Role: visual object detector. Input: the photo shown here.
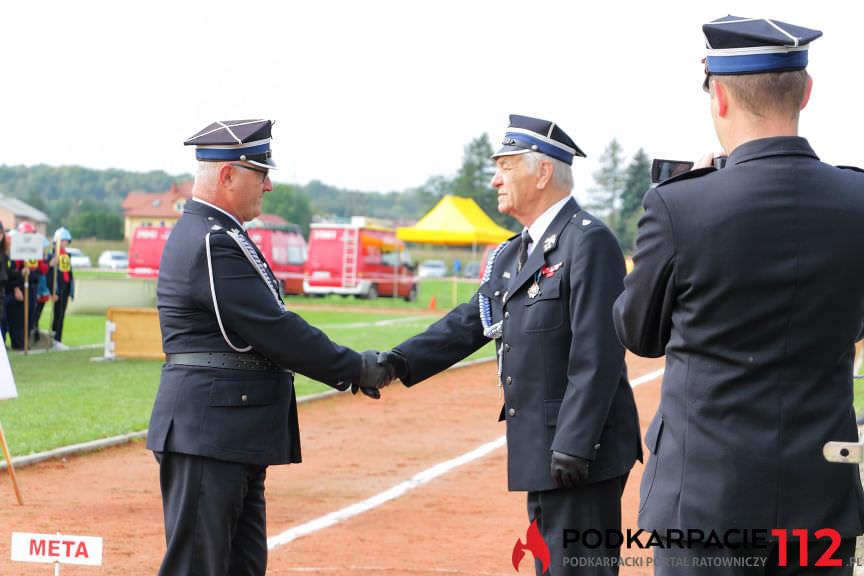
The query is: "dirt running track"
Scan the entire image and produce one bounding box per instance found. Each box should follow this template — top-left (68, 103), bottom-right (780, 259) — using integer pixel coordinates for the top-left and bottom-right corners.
top-left (0, 353), bottom-right (664, 575)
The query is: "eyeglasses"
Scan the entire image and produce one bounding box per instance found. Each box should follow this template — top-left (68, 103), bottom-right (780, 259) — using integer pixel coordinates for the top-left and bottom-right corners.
top-left (231, 162), bottom-right (269, 182)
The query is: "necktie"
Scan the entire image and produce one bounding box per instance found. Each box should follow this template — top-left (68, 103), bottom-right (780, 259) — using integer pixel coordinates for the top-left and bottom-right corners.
top-left (518, 230), bottom-right (531, 272)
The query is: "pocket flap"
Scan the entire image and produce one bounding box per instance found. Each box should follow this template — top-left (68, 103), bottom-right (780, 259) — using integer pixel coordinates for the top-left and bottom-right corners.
top-left (644, 414), bottom-right (664, 453)
top-left (524, 276), bottom-right (560, 306)
top-left (209, 378), bottom-right (278, 407)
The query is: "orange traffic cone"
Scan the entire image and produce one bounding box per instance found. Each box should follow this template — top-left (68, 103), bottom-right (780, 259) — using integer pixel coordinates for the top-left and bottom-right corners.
top-left (428, 295), bottom-right (437, 310)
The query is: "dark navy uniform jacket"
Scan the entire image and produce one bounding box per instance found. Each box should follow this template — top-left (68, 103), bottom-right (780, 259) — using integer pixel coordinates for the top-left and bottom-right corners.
top-left (395, 197), bottom-right (641, 492)
top-left (146, 199), bottom-right (362, 466)
top-left (614, 137), bottom-right (864, 537)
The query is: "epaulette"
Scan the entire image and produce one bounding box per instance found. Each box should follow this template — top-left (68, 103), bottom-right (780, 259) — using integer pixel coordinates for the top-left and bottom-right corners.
top-left (657, 166), bottom-right (715, 188)
top-left (837, 165), bottom-right (864, 173)
top-left (208, 221), bottom-right (227, 233)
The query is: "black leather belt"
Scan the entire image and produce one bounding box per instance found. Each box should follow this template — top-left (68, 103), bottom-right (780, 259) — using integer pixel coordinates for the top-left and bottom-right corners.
top-left (165, 352), bottom-right (288, 373)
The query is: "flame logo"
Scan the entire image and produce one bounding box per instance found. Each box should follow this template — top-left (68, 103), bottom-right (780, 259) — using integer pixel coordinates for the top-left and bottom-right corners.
top-left (512, 519), bottom-right (550, 573)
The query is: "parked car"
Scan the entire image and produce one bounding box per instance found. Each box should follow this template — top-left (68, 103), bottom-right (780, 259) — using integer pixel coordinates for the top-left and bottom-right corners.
top-left (462, 260), bottom-right (482, 279)
top-left (417, 259), bottom-right (447, 278)
top-left (98, 250), bottom-right (129, 270)
top-left (66, 247), bottom-right (92, 268)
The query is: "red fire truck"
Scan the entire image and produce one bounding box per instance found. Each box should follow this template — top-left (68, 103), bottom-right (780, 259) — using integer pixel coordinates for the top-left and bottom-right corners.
top-left (245, 221), bottom-right (307, 295)
top-left (127, 222), bottom-right (307, 295)
top-left (303, 217), bottom-right (418, 301)
top-left (128, 226), bottom-right (171, 278)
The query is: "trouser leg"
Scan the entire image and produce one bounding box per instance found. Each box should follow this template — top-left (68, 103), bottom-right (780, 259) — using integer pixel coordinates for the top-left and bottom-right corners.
top-left (155, 452), bottom-right (268, 576)
top-left (527, 474), bottom-right (628, 576)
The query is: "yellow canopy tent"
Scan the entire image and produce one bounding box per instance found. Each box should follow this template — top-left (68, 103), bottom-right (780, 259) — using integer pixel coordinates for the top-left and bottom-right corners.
top-left (397, 195), bottom-right (515, 306)
top-left (397, 195), bottom-right (514, 247)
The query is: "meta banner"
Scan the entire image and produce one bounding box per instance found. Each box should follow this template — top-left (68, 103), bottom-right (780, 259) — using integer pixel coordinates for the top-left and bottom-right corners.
top-left (11, 532), bottom-right (103, 566)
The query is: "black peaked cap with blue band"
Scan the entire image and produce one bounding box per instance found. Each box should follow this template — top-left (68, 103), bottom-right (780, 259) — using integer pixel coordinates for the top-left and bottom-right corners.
top-left (491, 114), bottom-right (586, 165)
top-left (703, 16), bottom-right (822, 75)
top-left (184, 119), bottom-right (278, 169)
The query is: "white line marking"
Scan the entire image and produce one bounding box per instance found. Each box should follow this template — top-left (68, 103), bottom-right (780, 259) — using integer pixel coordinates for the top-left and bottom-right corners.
top-left (267, 435), bottom-right (507, 549)
top-left (630, 367), bottom-right (664, 388)
top-left (268, 364), bottom-right (665, 550)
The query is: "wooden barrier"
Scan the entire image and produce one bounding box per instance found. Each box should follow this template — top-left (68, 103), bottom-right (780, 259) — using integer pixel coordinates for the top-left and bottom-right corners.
top-left (103, 307), bottom-right (163, 360)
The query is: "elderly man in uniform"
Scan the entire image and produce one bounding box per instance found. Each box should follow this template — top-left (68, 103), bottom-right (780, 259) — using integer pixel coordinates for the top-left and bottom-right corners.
top-left (147, 119), bottom-right (389, 576)
top-left (378, 115), bottom-right (642, 575)
top-left (614, 17), bottom-right (864, 574)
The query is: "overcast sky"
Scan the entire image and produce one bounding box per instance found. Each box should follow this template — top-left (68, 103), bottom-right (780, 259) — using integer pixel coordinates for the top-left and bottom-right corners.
top-left (3, 1), bottom-right (860, 204)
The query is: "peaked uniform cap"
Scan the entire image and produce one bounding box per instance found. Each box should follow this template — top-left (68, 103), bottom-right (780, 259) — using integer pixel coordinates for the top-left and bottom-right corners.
top-left (703, 16), bottom-right (822, 75)
top-left (491, 114), bottom-right (586, 165)
top-left (184, 119), bottom-right (278, 169)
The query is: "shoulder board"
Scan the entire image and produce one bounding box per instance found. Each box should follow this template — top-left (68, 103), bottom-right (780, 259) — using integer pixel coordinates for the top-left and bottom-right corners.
top-left (657, 166), bottom-right (715, 188)
top-left (570, 210), bottom-right (598, 230)
top-left (836, 165), bottom-right (864, 173)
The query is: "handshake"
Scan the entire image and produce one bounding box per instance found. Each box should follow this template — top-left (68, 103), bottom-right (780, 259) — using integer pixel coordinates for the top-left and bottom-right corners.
top-left (350, 349), bottom-right (408, 399)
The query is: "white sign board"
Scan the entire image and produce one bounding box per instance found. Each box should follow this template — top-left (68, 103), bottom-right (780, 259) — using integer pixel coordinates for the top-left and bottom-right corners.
top-left (11, 532), bottom-right (103, 566)
top-left (0, 343), bottom-right (16, 400)
top-left (10, 233), bottom-right (45, 262)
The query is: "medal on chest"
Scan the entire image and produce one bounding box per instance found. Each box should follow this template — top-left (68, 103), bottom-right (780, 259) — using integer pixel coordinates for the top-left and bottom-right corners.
top-left (527, 278), bottom-right (541, 299)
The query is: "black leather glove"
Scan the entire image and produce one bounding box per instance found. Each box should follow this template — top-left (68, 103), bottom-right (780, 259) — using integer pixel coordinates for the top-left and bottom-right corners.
top-left (550, 450), bottom-right (591, 488)
top-left (351, 349), bottom-right (391, 399)
top-left (377, 349), bottom-right (408, 381)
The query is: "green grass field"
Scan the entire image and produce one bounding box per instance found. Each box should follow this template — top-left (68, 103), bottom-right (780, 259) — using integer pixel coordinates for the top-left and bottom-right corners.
top-left (0, 302), bottom-right (495, 460)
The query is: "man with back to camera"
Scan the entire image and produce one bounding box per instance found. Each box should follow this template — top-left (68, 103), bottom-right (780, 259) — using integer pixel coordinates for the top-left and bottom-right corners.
top-left (146, 119), bottom-right (390, 576)
top-left (377, 114), bottom-right (642, 575)
top-left (613, 16), bottom-right (864, 574)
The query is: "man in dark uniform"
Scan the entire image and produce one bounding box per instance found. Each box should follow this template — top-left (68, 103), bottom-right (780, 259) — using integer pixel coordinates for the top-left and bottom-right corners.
top-left (613, 17), bottom-right (864, 574)
top-left (146, 119), bottom-right (389, 576)
top-left (378, 115), bottom-right (642, 575)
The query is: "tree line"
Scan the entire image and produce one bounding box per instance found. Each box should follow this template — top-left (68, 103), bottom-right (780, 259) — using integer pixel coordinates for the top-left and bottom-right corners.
top-left (0, 136), bottom-right (651, 253)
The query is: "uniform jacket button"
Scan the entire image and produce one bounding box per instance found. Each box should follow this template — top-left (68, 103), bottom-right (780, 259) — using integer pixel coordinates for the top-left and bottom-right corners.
top-left (593, 443), bottom-right (601, 451)
top-left (504, 344), bottom-right (511, 352)
top-left (508, 408), bottom-right (516, 417)
top-left (505, 376), bottom-right (512, 385)
top-left (504, 311), bottom-right (510, 319)
top-left (241, 394), bottom-right (248, 403)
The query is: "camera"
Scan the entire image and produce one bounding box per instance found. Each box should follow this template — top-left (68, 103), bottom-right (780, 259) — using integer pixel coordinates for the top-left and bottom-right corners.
top-left (651, 155), bottom-right (728, 184)
top-left (651, 159), bottom-right (693, 184)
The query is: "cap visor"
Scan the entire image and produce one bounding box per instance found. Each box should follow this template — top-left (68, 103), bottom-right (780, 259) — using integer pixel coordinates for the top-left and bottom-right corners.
top-left (248, 158), bottom-right (278, 170)
top-left (491, 145), bottom-right (531, 160)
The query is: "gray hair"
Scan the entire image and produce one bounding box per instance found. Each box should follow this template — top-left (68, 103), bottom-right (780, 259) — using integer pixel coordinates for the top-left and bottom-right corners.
top-left (521, 151), bottom-right (574, 192)
top-left (196, 160), bottom-right (226, 184)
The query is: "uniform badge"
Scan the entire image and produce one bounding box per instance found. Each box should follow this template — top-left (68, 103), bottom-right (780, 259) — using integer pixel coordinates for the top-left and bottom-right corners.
top-left (540, 262), bottom-right (562, 278)
top-left (543, 235), bottom-right (556, 252)
top-left (582, 219), bottom-right (592, 226)
top-left (527, 280), bottom-right (541, 299)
